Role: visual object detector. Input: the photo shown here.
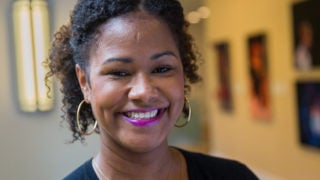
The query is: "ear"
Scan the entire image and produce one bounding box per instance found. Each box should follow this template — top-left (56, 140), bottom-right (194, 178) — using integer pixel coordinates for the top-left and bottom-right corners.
top-left (75, 64), bottom-right (91, 103)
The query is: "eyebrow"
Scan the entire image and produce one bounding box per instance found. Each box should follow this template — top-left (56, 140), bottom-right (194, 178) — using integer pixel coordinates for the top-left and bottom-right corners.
top-left (102, 57), bottom-right (133, 65)
top-left (150, 51), bottom-right (177, 60)
top-left (102, 51), bottom-right (177, 64)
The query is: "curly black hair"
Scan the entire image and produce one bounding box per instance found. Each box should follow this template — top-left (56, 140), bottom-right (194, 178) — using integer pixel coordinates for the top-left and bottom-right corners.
top-left (47, 0), bottom-right (201, 142)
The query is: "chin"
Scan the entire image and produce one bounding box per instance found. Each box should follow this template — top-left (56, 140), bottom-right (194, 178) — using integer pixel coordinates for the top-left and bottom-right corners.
top-left (120, 137), bottom-right (168, 154)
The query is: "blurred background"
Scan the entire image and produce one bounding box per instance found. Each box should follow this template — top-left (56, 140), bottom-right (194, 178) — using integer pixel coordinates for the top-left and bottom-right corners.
top-left (1, 0), bottom-right (320, 179)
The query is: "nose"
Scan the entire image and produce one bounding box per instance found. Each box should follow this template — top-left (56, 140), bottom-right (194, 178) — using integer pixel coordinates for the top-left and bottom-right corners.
top-left (128, 73), bottom-right (158, 103)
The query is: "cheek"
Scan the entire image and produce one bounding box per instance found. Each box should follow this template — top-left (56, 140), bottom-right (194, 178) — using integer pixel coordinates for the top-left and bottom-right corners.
top-left (89, 82), bottom-right (124, 117)
top-left (167, 75), bottom-right (185, 113)
top-left (170, 83), bottom-right (184, 102)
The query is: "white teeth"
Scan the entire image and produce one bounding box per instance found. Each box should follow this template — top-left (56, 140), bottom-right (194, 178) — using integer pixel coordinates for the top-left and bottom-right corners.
top-left (126, 109), bottom-right (159, 119)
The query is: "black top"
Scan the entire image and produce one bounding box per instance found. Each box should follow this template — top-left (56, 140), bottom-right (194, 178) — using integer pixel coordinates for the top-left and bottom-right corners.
top-left (63, 148), bottom-right (258, 180)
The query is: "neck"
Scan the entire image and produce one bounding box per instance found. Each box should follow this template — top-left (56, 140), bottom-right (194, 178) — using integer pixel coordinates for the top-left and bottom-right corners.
top-left (95, 137), bottom-right (176, 180)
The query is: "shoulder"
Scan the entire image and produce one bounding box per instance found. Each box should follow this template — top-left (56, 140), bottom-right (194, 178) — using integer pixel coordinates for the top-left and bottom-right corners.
top-left (177, 148), bottom-right (258, 180)
top-left (63, 158), bottom-right (98, 180)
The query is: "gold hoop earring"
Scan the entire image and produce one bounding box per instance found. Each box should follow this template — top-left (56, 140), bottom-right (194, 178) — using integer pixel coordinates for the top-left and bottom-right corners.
top-left (76, 100), bottom-right (98, 135)
top-left (175, 97), bottom-right (191, 128)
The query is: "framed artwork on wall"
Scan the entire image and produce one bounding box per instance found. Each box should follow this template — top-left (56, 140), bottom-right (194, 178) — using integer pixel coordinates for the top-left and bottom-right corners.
top-left (296, 81), bottom-right (320, 148)
top-left (292, 0), bottom-right (320, 70)
top-left (247, 34), bottom-right (271, 120)
top-left (214, 42), bottom-right (233, 112)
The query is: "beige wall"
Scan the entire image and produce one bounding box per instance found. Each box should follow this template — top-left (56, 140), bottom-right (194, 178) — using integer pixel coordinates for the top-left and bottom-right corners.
top-left (0, 0), bottom-right (203, 179)
top-left (2, 0), bottom-right (320, 179)
top-left (203, 0), bottom-right (320, 179)
top-left (0, 0), bottom-right (100, 179)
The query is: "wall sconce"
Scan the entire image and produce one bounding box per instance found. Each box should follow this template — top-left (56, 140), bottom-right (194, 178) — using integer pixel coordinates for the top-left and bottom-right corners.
top-left (186, 6), bottom-right (211, 24)
top-left (12, 0), bottom-right (53, 112)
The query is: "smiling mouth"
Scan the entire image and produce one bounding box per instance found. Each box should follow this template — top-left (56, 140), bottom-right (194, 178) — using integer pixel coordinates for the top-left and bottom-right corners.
top-left (124, 109), bottom-right (159, 120)
top-left (122, 108), bottom-right (165, 127)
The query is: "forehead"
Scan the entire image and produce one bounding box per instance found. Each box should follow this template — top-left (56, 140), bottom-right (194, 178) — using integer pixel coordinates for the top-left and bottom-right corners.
top-left (88, 11), bottom-right (177, 58)
top-left (104, 11), bottom-right (163, 31)
top-left (95, 11), bottom-right (173, 45)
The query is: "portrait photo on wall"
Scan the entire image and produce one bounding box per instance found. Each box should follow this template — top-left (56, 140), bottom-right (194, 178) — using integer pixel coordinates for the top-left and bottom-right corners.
top-left (296, 81), bottom-right (320, 148)
top-left (247, 34), bottom-right (271, 120)
top-left (214, 42), bottom-right (233, 112)
top-left (292, 0), bottom-right (320, 70)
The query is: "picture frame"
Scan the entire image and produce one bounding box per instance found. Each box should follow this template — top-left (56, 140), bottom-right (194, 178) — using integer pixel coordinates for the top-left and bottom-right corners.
top-left (247, 34), bottom-right (271, 120)
top-left (292, 0), bottom-right (320, 70)
top-left (214, 42), bottom-right (233, 112)
top-left (296, 81), bottom-right (320, 148)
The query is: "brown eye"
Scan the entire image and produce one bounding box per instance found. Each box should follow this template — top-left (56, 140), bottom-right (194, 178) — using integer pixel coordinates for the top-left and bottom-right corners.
top-left (103, 68), bottom-right (131, 77)
top-left (110, 71), bottom-right (130, 76)
top-left (153, 66), bottom-right (172, 73)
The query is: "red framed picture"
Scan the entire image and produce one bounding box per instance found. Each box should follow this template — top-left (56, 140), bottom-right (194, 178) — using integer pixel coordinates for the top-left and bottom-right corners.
top-left (215, 42), bottom-right (233, 112)
top-left (247, 34), bottom-right (271, 120)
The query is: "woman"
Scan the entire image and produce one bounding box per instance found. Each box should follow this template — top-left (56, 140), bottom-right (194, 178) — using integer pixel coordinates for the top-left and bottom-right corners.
top-left (48, 0), bottom-right (258, 179)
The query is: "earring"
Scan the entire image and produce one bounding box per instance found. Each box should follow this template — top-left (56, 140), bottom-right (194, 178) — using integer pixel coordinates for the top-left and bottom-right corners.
top-left (175, 97), bottom-right (191, 128)
top-left (76, 100), bottom-right (98, 135)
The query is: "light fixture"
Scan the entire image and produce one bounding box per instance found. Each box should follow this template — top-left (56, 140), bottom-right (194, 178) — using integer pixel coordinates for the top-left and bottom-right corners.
top-left (187, 11), bottom-right (201, 24)
top-left (12, 0), bottom-right (53, 112)
top-left (186, 6), bottom-right (211, 24)
top-left (197, 6), bottom-right (210, 19)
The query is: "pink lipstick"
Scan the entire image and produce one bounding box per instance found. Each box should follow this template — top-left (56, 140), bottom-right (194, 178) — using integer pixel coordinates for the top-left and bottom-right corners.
top-left (122, 108), bottom-right (165, 127)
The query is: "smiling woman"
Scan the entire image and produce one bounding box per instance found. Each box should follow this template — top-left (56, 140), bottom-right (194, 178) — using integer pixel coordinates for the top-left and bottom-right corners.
top-left (75, 12), bottom-right (185, 153)
top-left (46, 0), bottom-right (257, 179)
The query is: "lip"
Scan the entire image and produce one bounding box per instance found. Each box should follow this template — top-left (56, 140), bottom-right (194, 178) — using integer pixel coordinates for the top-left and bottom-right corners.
top-left (122, 108), bottom-right (166, 127)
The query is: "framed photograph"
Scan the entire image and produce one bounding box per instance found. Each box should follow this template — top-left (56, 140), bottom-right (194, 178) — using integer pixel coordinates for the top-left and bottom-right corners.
top-left (214, 42), bottom-right (233, 112)
top-left (292, 1), bottom-right (320, 70)
top-left (247, 34), bottom-right (271, 120)
top-left (296, 81), bottom-right (320, 148)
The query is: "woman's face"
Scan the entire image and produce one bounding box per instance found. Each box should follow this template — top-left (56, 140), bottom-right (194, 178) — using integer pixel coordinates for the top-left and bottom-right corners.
top-left (77, 12), bottom-right (185, 152)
